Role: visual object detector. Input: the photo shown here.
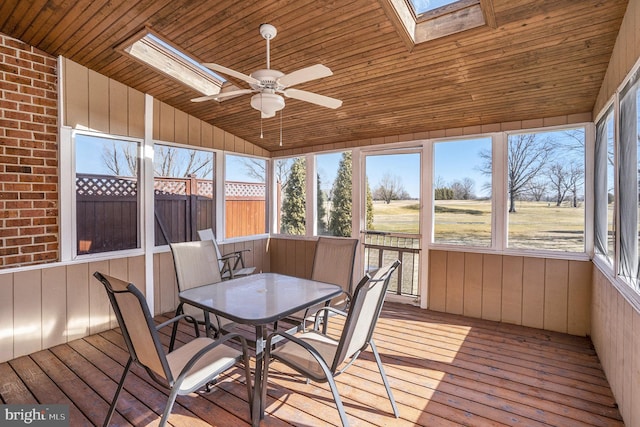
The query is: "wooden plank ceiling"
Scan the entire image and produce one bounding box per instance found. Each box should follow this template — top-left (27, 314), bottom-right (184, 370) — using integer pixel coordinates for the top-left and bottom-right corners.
top-left (0, 0), bottom-right (628, 152)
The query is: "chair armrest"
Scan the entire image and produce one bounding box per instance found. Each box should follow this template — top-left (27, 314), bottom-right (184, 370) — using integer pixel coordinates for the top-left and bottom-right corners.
top-left (221, 248), bottom-right (252, 270)
top-left (157, 313), bottom-right (201, 338)
top-left (311, 306), bottom-right (348, 331)
top-left (156, 314), bottom-right (197, 330)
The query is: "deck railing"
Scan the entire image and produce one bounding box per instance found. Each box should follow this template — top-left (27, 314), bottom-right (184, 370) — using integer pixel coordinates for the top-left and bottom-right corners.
top-left (362, 231), bottom-right (421, 297)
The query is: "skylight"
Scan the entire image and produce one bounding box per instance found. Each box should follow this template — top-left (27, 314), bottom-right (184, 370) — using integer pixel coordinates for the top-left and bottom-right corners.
top-left (118, 30), bottom-right (225, 96)
top-left (409, 0), bottom-right (461, 15)
top-left (381, 0), bottom-right (494, 47)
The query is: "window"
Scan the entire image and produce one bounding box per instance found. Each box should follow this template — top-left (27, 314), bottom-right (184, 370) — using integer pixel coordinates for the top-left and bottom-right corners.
top-left (154, 144), bottom-right (214, 245)
top-left (225, 154), bottom-right (267, 238)
top-left (75, 134), bottom-right (140, 255)
top-left (366, 152), bottom-right (420, 234)
top-left (433, 137), bottom-right (492, 246)
top-left (506, 128), bottom-right (586, 252)
top-left (618, 69), bottom-right (640, 287)
top-left (316, 151), bottom-right (352, 237)
top-left (275, 157), bottom-right (306, 235)
top-left (594, 108), bottom-right (615, 263)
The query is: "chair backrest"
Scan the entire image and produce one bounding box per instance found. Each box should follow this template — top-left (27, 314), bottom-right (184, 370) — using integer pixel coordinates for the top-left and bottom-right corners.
top-left (311, 237), bottom-right (359, 294)
top-left (170, 240), bottom-right (222, 292)
top-left (93, 272), bottom-right (172, 383)
top-left (332, 260), bottom-right (400, 370)
top-left (197, 228), bottom-right (224, 271)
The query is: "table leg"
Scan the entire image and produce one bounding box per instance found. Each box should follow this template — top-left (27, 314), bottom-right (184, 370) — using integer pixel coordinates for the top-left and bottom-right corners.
top-left (252, 325), bottom-right (266, 427)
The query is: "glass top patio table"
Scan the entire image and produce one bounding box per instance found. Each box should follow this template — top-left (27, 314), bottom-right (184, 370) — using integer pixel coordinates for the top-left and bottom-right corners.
top-left (178, 272), bottom-right (343, 426)
top-left (178, 272), bottom-right (342, 325)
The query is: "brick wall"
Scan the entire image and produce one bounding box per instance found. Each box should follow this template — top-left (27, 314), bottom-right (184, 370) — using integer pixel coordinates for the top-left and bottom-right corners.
top-left (0, 33), bottom-right (58, 268)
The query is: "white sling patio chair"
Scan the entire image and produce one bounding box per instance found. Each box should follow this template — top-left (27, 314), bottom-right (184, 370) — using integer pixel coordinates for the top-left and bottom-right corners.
top-left (263, 260), bottom-right (401, 427)
top-left (93, 271), bottom-right (252, 427)
top-left (286, 236), bottom-right (358, 330)
top-left (169, 240), bottom-right (236, 350)
top-left (198, 228), bottom-right (255, 279)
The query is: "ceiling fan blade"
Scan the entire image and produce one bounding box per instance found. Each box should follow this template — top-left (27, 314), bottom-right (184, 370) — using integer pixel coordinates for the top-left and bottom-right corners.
top-left (203, 63), bottom-right (261, 85)
top-left (214, 89), bottom-right (254, 100)
top-left (191, 94), bottom-right (219, 102)
top-left (277, 64), bottom-right (333, 88)
top-left (191, 89), bottom-right (253, 103)
top-left (283, 88), bottom-right (342, 109)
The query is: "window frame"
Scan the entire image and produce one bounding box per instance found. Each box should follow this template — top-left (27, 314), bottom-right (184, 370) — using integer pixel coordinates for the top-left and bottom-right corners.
top-left (152, 140), bottom-right (217, 246)
top-left (223, 152), bottom-right (270, 241)
top-left (270, 154), bottom-right (310, 238)
top-left (503, 125), bottom-right (591, 257)
top-left (592, 57), bottom-right (640, 308)
top-left (431, 135), bottom-right (495, 248)
top-left (427, 125), bottom-right (591, 260)
top-left (68, 129), bottom-right (146, 260)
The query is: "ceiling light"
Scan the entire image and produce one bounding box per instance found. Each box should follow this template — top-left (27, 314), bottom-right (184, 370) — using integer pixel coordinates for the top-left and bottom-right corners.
top-left (250, 93), bottom-right (285, 118)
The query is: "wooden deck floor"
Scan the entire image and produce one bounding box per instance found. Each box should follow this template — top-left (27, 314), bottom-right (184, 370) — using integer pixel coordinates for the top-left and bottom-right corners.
top-left (0, 302), bottom-right (624, 427)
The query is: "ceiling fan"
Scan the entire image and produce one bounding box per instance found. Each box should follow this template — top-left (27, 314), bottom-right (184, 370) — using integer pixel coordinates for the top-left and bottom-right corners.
top-left (191, 23), bottom-right (342, 118)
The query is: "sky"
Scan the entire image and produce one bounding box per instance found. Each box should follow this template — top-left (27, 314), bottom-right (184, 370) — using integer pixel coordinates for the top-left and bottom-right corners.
top-left (410, 0), bottom-right (459, 14)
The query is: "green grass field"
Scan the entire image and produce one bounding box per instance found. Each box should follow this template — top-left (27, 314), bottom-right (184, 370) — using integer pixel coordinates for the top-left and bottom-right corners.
top-left (371, 199), bottom-right (585, 251)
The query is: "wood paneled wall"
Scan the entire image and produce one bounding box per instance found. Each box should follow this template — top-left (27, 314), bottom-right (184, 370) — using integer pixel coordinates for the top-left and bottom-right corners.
top-left (0, 237), bottom-right (270, 364)
top-left (591, 267), bottom-right (640, 426)
top-left (63, 57), bottom-right (270, 158)
top-left (267, 240), bottom-right (593, 337)
top-left (593, 0), bottom-right (640, 115)
top-left (429, 250), bottom-right (592, 336)
top-left (270, 112), bottom-right (592, 157)
top-left (62, 57), bottom-right (145, 137)
top-left (0, 256), bottom-right (144, 363)
top-left (152, 99), bottom-right (269, 157)
top-left (590, 4), bottom-right (640, 425)
top-left (268, 238), bottom-right (316, 279)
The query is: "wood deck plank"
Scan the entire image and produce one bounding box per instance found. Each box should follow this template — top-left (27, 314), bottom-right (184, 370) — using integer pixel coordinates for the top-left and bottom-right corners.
top-left (0, 303), bottom-right (624, 427)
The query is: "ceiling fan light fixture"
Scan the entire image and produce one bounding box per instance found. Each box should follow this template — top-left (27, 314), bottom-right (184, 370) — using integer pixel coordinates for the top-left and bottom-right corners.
top-left (251, 92), bottom-right (285, 118)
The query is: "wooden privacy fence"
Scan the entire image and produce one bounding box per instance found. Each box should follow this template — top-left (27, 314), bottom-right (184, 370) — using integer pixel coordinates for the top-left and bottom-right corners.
top-left (76, 174), bottom-right (266, 254)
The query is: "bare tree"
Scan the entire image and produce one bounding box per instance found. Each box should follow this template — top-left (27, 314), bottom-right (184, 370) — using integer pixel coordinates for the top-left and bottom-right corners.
top-left (102, 141), bottom-right (137, 176)
top-left (154, 146), bottom-right (213, 178)
top-left (525, 178), bottom-right (547, 201)
top-left (240, 157), bottom-right (290, 189)
top-left (451, 177), bottom-right (475, 200)
top-left (103, 143), bottom-right (213, 178)
top-left (567, 162), bottom-right (584, 207)
top-left (481, 133), bottom-right (554, 212)
top-left (546, 163), bottom-right (571, 206)
top-left (434, 175), bottom-right (447, 189)
top-left (373, 173), bottom-right (406, 204)
top-left (547, 161), bottom-right (584, 207)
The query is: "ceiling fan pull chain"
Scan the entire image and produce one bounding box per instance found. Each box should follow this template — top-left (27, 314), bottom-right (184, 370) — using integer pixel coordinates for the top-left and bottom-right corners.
top-left (260, 94), bottom-right (264, 138)
top-left (279, 109), bottom-right (283, 146)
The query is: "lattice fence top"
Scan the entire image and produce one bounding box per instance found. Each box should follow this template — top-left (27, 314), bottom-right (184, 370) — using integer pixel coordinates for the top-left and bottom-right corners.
top-left (226, 181), bottom-right (265, 198)
top-left (77, 174), bottom-right (265, 199)
top-left (76, 175), bottom-right (137, 197)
